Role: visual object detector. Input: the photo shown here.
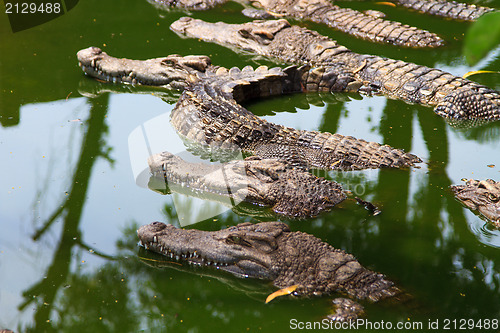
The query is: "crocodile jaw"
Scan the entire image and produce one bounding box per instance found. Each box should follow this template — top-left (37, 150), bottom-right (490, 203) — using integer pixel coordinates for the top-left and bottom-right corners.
top-left (137, 222), bottom-right (277, 279)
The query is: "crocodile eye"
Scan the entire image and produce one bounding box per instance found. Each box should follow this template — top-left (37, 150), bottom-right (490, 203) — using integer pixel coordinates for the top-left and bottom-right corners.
top-left (238, 29), bottom-right (252, 38)
top-left (226, 235), bottom-right (251, 246)
top-left (227, 235), bottom-right (242, 244)
top-left (488, 193), bottom-right (499, 202)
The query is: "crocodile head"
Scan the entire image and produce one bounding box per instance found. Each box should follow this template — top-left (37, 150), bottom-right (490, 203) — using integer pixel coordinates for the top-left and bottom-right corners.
top-left (77, 46), bottom-right (211, 88)
top-left (137, 221), bottom-right (288, 279)
top-left (171, 17), bottom-right (291, 55)
top-left (451, 179), bottom-right (500, 227)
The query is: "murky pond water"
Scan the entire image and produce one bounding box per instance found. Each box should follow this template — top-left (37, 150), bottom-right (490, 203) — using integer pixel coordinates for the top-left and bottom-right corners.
top-left (1, 0), bottom-right (500, 332)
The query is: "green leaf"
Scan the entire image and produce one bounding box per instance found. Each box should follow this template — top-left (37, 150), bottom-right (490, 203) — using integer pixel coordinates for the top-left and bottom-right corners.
top-left (463, 11), bottom-right (500, 66)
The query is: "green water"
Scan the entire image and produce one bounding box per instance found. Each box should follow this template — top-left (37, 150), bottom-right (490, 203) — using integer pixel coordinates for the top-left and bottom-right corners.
top-left (1, 0), bottom-right (500, 332)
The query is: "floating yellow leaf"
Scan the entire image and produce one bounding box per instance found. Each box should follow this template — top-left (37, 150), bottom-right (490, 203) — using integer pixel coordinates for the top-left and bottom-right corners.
top-left (463, 70), bottom-right (499, 79)
top-left (265, 285), bottom-right (299, 303)
top-left (375, 2), bottom-right (396, 7)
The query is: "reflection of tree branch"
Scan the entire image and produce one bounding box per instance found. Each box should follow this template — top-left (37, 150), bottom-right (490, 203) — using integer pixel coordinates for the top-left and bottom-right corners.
top-left (20, 94), bottom-right (111, 332)
top-left (318, 95), bottom-right (344, 135)
top-left (75, 241), bottom-right (116, 261)
top-left (32, 205), bottom-right (65, 241)
top-left (377, 100), bottom-right (413, 218)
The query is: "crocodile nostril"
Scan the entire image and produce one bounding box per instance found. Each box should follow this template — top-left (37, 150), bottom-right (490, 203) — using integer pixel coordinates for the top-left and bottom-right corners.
top-left (151, 221), bottom-right (167, 231)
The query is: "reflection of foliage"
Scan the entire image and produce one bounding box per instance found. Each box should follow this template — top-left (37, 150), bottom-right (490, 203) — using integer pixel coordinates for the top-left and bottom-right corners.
top-left (57, 264), bottom-right (138, 332)
top-left (464, 11), bottom-right (500, 65)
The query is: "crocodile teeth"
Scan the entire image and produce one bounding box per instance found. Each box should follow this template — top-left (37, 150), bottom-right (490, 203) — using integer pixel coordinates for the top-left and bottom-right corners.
top-left (153, 236), bottom-right (157, 243)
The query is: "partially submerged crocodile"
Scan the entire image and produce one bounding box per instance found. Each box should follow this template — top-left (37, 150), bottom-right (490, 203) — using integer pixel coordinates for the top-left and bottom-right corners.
top-left (78, 46), bottom-right (421, 171)
top-left (148, 152), bottom-right (347, 218)
top-left (171, 17), bottom-right (500, 121)
top-left (451, 179), bottom-right (500, 228)
top-left (137, 221), bottom-right (409, 320)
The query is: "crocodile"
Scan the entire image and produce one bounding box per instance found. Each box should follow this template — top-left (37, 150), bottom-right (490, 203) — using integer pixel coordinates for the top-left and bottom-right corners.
top-left (451, 178), bottom-right (500, 228)
top-left (78, 46), bottom-right (422, 171)
top-left (137, 221), bottom-right (409, 320)
top-left (148, 0), bottom-right (445, 48)
top-left (394, 0), bottom-right (495, 21)
top-left (171, 17), bottom-right (500, 121)
top-left (148, 152), bottom-right (347, 218)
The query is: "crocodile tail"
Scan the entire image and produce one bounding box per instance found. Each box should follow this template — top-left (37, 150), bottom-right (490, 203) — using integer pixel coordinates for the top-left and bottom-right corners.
top-left (321, 7), bottom-right (444, 48)
top-left (434, 86), bottom-right (500, 120)
top-left (253, 132), bottom-right (422, 170)
top-left (265, 0), bottom-right (444, 47)
top-left (396, 0), bottom-right (495, 21)
top-left (172, 89), bottom-right (421, 170)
